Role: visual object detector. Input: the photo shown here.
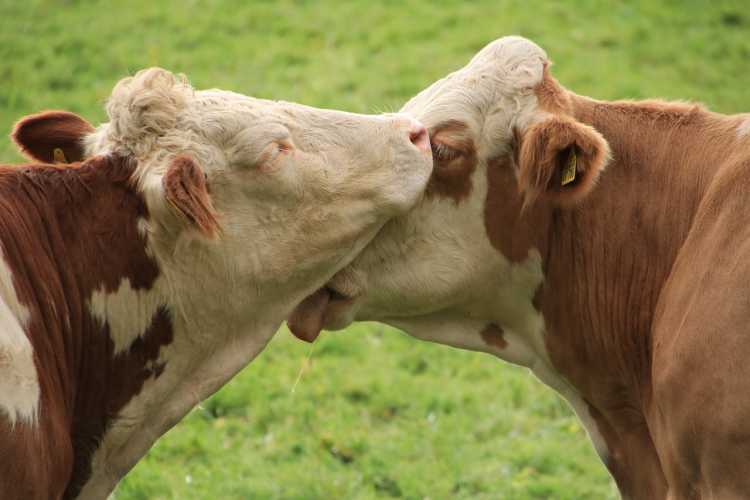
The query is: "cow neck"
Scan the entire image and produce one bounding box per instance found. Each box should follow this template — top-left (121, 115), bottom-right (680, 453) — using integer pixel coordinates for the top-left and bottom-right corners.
top-left (533, 94), bottom-right (735, 494)
top-left (539, 94), bottom-right (731, 401)
top-left (0, 156), bottom-right (172, 498)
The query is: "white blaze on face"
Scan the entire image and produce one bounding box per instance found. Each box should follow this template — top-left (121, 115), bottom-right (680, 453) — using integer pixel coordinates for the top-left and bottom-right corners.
top-left (0, 250), bottom-right (39, 425)
top-left (319, 35), bottom-right (612, 465)
top-left (330, 36), bottom-right (551, 328)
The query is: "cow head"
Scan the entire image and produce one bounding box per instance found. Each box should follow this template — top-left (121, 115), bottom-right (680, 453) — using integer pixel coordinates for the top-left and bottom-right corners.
top-left (291, 37), bottom-right (610, 358)
top-left (12, 67), bottom-right (433, 338)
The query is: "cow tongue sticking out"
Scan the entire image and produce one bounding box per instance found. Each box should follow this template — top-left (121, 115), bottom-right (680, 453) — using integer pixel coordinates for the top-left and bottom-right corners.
top-left (289, 272), bottom-right (360, 342)
top-left (288, 288), bottom-right (331, 342)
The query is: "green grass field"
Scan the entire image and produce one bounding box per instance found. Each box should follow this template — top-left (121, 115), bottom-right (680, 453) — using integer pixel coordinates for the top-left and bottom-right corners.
top-left (2, 1), bottom-right (749, 498)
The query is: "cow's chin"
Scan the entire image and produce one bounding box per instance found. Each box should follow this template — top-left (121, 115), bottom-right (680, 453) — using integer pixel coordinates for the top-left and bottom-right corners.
top-left (287, 271), bottom-right (363, 343)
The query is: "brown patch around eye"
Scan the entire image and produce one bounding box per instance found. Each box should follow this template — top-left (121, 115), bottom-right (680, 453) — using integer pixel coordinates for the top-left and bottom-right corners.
top-left (426, 120), bottom-right (477, 204)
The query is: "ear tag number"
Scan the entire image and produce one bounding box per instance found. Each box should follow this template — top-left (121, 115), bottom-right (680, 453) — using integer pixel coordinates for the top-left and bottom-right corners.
top-left (561, 148), bottom-right (577, 186)
top-left (53, 148), bottom-right (67, 164)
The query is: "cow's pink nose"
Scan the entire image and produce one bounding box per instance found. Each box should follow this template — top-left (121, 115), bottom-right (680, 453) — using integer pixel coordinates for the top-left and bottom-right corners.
top-left (407, 120), bottom-right (430, 155)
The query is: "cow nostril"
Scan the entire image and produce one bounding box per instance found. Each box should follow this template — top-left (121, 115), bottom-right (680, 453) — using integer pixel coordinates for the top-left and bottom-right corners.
top-left (409, 124), bottom-right (430, 155)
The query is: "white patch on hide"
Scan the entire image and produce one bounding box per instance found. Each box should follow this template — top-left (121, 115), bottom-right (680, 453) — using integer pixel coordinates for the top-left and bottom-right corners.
top-left (73, 65), bottom-right (434, 500)
top-left (0, 249), bottom-right (39, 425)
top-left (737, 116), bottom-right (750, 138)
top-left (74, 311), bottom-right (282, 500)
top-left (88, 277), bottom-right (166, 355)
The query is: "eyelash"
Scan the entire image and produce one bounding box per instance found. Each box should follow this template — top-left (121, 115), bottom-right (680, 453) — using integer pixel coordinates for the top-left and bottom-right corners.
top-left (259, 141), bottom-right (291, 166)
top-left (431, 142), bottom-right (462, 163)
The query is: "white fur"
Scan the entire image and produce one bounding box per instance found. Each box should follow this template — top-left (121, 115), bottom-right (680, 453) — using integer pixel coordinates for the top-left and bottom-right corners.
top-left (0, 249), bottom-right (39, 425)
top-left (401, 36), bottom-right (547, 159)
top-left (394, 315), bottom-right (611, 462)
top-left (737, 116), bottom-right (750, 138)
top-left (69, 67), bottom-right (432, 499)
top-left (564, 391), bottom-right (610, 462)
top-left (76, 300), bottom-right (282, 500)
top-left (329, 36), bottom-right (612, 472)
top-left (529, 350), bottom-right (610, 461)
top-left (88, 277), bottom-right (167, 355)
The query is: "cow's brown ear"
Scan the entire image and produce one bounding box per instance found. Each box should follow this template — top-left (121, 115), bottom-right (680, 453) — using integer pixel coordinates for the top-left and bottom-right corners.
top-left (163, 155), bottom-right (219, 238)
top-left (518, 115), bottom-right (609, 207)
top-left (11, 110), bottom-right (95, 164)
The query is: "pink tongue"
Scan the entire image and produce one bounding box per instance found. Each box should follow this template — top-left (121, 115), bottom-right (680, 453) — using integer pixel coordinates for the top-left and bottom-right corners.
top-left (287, 288), bottom-right (331, 343)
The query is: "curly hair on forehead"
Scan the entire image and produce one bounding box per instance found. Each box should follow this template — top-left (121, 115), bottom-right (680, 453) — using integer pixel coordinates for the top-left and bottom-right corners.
top-left (105, 67), bottom-right (193, 158)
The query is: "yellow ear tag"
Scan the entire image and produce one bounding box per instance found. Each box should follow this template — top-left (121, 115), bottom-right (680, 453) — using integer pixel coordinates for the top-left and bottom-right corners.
top-left (53, 148), bottom-right (67, 164)
top-left (561, 148), bottom-right (577, 186)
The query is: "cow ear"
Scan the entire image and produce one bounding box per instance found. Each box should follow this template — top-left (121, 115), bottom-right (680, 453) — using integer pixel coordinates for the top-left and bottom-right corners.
top-left (518, 115), bottom-right (610, 207)
top-left (12, 110), bottom-right (95, 164)
top-left (163, 156), bottom-right (220, 239)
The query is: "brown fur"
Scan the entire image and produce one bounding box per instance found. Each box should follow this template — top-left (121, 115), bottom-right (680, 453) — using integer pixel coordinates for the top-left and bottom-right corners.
top-left (11, 111), bottom-right (95, 164)
top-left (426, 120), bottom-right (477, 203)
top-left (480, 323), bottom-right (507, 349)
top-left (163, 155), bottom-right (219, 238)
top-left (0, 155), bottom-right (173, 499)
top-left (534, 63), bottom-right (572, 114)
top-left (499, 68), bottom-right (750, 497)
top-left (484, 155), bottom-right (550, 263)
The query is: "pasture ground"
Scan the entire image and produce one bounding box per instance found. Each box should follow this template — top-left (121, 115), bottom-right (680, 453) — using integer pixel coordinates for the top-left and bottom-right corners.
top-left (1, 1), bottom-right (748, 498)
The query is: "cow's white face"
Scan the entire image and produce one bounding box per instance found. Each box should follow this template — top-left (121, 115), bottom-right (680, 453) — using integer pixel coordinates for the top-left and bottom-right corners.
top-left (6, 67), bottom-right (433, 498)
top-left (286, 37), bottom-right (549, 342)
top-left (84, 68), bottom-right (433, 330)
top-left (295, 37), bottom-right (609, 354)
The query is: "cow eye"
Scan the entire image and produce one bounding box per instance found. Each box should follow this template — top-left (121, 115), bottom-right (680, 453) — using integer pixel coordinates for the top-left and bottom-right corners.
top-left (431, 142), bottom-right (462, 164)
top-left (257, 140), bottom-right (292, 167)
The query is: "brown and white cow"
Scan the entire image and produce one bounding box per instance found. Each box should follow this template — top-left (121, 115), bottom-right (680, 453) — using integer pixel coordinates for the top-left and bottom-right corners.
top-left (289, 36), bottom-right (750, 499)
top-left (0, 67), bottom-right (432, 500)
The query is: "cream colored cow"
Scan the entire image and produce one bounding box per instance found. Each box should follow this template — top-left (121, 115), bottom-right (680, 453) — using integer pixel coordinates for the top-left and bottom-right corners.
top-left (2, 67), bottom-right (432, 500)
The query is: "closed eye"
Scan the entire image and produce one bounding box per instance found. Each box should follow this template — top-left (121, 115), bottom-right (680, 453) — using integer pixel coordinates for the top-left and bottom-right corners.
top-left (258, 139), bottom-right (293, 167)
top-left (228, 125), bottom-right (293, 169)
top-left (431, 142), bottom-right (463, 163)
top-left (429, 120), bottom-right (475, 165)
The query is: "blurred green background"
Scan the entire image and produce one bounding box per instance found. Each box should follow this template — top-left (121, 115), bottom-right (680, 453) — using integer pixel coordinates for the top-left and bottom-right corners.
top-left (2, 1), bottom-right (748, 498)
